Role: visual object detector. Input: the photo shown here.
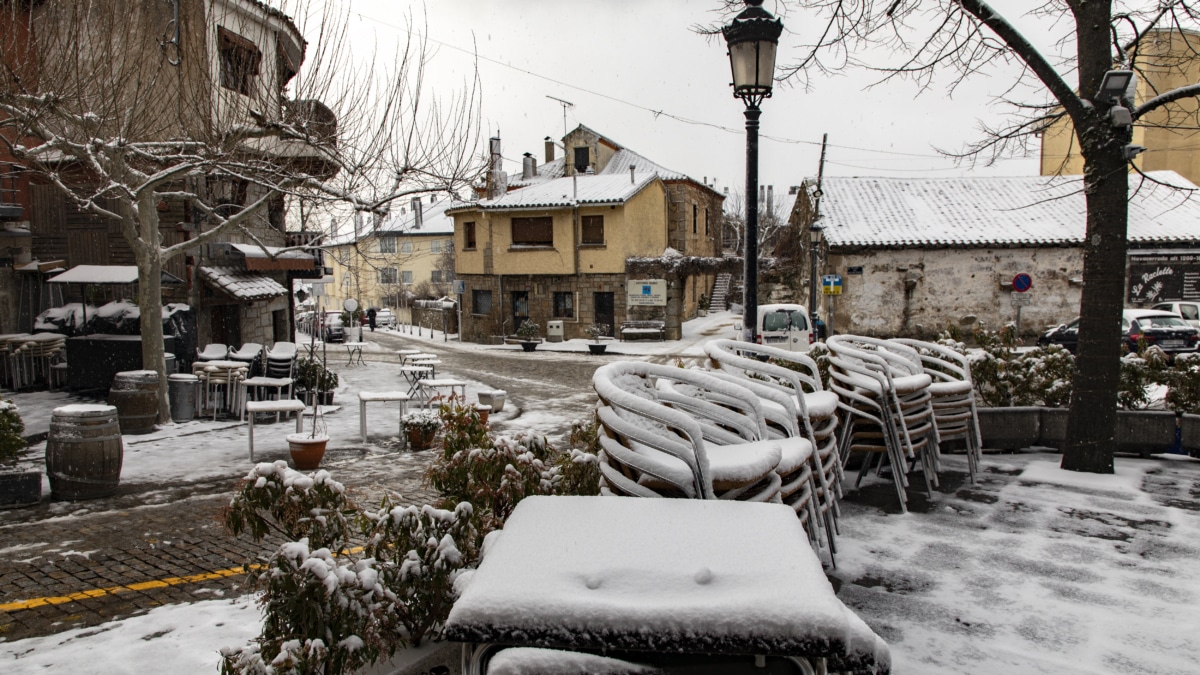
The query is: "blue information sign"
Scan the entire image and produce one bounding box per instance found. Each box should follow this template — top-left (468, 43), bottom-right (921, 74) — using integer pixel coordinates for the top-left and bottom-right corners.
top-left (1012, 273), bottom-right (1033, 293)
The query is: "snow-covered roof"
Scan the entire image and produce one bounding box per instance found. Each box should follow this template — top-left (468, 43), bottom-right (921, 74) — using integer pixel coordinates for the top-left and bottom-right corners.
top-left (454, 173), bottom-right (660, 212)
top-left (820, 171), bottom-right (1200, 248)
top-left (374, 198), bottom-right (458, 236)
top-left (198, 266), bottom-right (288, 301)
top-left (48, 265), bottom-right (184, 285)
top-left (229, 243), bottom-right (311, 260)
top-left (507, 157), bottom-right (566, 189)
top-left (601, 148), bottom-right (688, 181)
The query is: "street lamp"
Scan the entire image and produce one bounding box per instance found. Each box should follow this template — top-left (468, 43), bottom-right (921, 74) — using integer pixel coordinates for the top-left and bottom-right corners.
top-left (809, 220), bottom-right (823, 340)
top-left (723, 0), bottom-right (783, 343)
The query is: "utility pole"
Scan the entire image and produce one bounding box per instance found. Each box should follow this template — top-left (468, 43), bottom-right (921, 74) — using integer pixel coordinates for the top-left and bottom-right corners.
top-left (811, 133), bottom-right (828, 336)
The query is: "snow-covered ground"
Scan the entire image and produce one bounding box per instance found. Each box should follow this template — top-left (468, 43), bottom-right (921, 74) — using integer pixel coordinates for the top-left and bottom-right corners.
top-left (2, 312), bottom-right (1198, 673)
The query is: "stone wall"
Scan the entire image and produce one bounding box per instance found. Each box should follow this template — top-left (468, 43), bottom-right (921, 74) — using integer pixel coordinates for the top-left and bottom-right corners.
top-left (459, 273), bottom-right (630, 342)
top-left (823, 246), bottom-right (1084, 338)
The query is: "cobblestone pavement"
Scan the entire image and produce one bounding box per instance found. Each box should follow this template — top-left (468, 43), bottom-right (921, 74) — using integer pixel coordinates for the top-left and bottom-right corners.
top-left (0, 332), bottom-right (601, 645)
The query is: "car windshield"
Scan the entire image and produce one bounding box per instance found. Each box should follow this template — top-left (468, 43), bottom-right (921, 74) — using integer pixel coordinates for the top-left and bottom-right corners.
top-left (763, 310), bottom-right (808, 332)
top-left (1138, 315), bottom-right (1189, 329)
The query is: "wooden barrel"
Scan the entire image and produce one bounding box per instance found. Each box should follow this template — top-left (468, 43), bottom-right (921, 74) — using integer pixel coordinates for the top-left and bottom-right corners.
top-left (108, 370), bottom-right (159, 434)
top-left (45, 404), bottom-right (123, 501)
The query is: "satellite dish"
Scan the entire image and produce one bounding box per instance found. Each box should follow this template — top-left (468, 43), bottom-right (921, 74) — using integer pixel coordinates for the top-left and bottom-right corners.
top-left (343, 298), bottom-right (359, 312)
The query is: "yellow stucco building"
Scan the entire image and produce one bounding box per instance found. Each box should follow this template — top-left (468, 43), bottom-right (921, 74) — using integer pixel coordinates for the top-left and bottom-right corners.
top-left (1041, 28), bottom-right (1200, 183)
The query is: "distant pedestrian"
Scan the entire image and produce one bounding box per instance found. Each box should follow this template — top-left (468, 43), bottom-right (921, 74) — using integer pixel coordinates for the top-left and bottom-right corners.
top-left (367, 308), bottom-right (377, 332)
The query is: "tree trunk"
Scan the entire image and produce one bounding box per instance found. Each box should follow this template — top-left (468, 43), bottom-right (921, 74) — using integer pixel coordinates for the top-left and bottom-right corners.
top-left (1061, 124), bottom-right (1126, 474)
top-left (135, 195), bottom-right (171, 424)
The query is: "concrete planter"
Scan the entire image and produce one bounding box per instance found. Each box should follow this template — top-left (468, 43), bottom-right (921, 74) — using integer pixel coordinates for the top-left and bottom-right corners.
top-left (977, 407), bottom-right (1041, 451)
top-left (0, 470), bottom-right (41, 508)
top-left (984, 407), bottom-right (1191, 456)
top-left (478, 390), bottom-right (506, 412)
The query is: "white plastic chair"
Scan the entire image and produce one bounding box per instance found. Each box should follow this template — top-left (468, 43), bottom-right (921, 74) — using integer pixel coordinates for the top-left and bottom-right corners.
top-left (197, 343), bottom-right (229, 362)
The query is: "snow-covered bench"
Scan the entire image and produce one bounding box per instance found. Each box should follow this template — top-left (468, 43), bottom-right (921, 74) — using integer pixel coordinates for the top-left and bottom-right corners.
top-left (358, 390), bottom-right (410, 443)
top-left (619, 320), bottom-right (665, 341)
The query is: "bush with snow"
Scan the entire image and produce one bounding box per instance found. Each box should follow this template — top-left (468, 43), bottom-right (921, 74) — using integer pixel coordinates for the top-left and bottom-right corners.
top-left (221, 462), bottom-right (478, 674)
top-left (0, 400), bottom-right (27, 467)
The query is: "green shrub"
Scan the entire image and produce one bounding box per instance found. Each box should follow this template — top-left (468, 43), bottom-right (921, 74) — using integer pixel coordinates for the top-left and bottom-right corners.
top-left (0, 400), bottom-right (27, 466)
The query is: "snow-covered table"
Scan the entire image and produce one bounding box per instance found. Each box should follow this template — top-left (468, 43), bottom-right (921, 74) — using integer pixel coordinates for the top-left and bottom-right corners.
top-left (445, 496), bottom-right (891, 674)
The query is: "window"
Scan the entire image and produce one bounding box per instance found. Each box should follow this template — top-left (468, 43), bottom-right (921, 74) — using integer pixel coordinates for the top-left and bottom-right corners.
top-left (704, 207), bottom-right (709, 236)
top-left (574, 146), bottom-right (590, 174)
top-left (581, 215), bottom-right (604, 245)
top-left (379, 237), bottom-right (397, 253)
top-left (379, 268), bottom-right (398, 284)
top-left (401, 270), bottom-right (413, 285)
top-left (218, 27), bottom-right (261, 96)
top-left (431, 270), bottom-right (443, 283)
top-left (401, 241), bottom-right (413, 254)
top-left (511, 216), bottom-right (553, 247)
top-left (472, 289), bottom-right (492, 315)
top-left (464, 222), bottom-right (477, 250)
top-left (692, 204), bottom-right (698, 234)
top-left (553, 292), bottom-right (575, 318)
top-left (431, 239), bottom-right (443, 253)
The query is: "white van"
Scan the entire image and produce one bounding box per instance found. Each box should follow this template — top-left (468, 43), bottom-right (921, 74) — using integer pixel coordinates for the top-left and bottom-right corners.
top-left (736, 303), bottom-right (813, 352)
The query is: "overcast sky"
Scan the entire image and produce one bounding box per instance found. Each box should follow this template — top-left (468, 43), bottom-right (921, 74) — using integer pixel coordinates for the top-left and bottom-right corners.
top-left (339, 1), bottom-right (1052, 198)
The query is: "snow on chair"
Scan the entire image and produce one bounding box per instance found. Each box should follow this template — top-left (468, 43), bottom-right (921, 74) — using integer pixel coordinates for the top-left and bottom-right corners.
top-left (891, 338), bottom-right (983, 484)
top-left (592, 361), bottom-right (786, 504)
top-left (197, 343), bottom-right (229, 362)
top-left (229, 343), bottom-right (263, 376)
top-left (825, 336), bottom-right (938, 513)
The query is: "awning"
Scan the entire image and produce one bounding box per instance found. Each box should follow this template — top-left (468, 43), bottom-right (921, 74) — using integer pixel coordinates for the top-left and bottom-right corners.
top-left (229, 243), bottom-right (317, 272)
top-left (49, 264), bottom-right (184, 285)
top-left (199, 266), bottom-right (288, 301)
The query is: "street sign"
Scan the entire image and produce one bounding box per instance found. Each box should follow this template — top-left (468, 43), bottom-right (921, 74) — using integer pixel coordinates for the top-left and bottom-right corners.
top-left (453, 280), bottom-right (466, 295)
top-left (626, 279), bottom-right (667, 306)
top-left (1012, 273), bottom-right (1033, 293)
top-left (822, 274), bottom-right (842, 296)
top-left (1011, 291), bottom-right (1032, 307)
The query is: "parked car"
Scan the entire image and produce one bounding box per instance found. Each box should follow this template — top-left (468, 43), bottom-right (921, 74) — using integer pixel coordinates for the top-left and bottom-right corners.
top-left (1151, 301), bottom-right (1200, 328)
top-left (321, 311), bottom-right (345, 343)
top-left (1038, 308), bottom-right (1200, 356)
top-left (296, 311), bottom-right (315, 336)
top-left (735, 303), bottom-right (812, 352)
top-left (375, 308), bottom-right (396, 329)
top-left (1123, 308), bottom-right (1199, 355)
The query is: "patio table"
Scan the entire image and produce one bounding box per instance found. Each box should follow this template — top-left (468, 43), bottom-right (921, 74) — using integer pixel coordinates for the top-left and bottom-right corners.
top-left (418, 377), bottom-right (466, 406)
top-left (445, 496), bottom-right (891, 674)
top-left (399, 365), bottom-right (433, 397)
top-left (343, 341), bottom-right (367, 366)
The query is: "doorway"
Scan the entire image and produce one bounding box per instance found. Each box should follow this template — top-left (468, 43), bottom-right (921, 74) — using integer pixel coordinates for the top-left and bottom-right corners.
top-left (594, 292), bottom-right (614, 336)
top-left (212, 304), bottom-right (242, 347)
top-left (511, 291), bottom-right (529, 333)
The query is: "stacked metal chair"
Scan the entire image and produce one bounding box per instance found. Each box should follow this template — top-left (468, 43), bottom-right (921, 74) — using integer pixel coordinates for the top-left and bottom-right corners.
top-left (592, 361), bottom-right (794, 505)
top-left (196, 343), bottom-right (229, 362)
top-left (228, 342), bottom-right (263, 376)
top-left (704, 339), bottom-right (842, 561)
top-left (264, 342), bottom-right (297, 378)
top-left (825, 335), bottom-right (939, 513)
top-left (891, 338), bottom-right (984, 483)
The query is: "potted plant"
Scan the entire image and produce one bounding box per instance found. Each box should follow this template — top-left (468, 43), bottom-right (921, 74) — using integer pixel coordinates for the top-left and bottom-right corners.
top-left (516, 320), bottom-right (541, 352)
top-left (402, 410), bottom-right (441, 450)
top-left (0, 400), bottom-right (39, 508)
top-left (697, 293), bottom-right (710, 317)
top-left (585, 323), bottom-right (610, 355)
top-left (294, 357), bottom-right (338, 406)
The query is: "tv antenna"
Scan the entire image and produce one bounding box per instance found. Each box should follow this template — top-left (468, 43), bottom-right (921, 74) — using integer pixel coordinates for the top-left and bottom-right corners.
top-left (546, 95), bottom-right (574, 137)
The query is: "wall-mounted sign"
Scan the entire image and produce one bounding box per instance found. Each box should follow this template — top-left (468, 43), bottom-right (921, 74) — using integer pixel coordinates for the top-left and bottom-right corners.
top-left (1012, 273), bottom-right (1033, 293)
top-left (1128, 252), bottom-right (1200, 303)
top-left (626, 279), bottom-right (667, 306)
top-left (822, 274), bottom-right (843, 295)
top-left (846, 266), bottom-right (864, 275)
top-left (453, 280), bottom-right (466, 295)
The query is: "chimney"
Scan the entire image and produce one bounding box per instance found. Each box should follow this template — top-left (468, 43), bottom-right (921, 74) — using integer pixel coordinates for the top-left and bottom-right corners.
top-left (629, 165), bottom-right (635, 184)
top-left (789, 185), bottom-right (799, 195)
top-left (411, 197), bottom-right (423, 229)
top-left (522, 152), bottom-right (536, 180)
top-left (544, 136), bottom-right (555, 164)
top-left (759, 185), bottom-right (765, 204)
top-left (487, 135), bottom-right (504, 199)
top-left (767, 185), bottom-right (774, 206)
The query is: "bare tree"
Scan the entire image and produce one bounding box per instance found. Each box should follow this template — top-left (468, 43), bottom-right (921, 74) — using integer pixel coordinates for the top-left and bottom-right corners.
top-left (710, 0), bottom-right (1200, 473)
top-left (721, 187), bottom-right (791, 256)
top-left (0, 1), bottom-right (483, 420)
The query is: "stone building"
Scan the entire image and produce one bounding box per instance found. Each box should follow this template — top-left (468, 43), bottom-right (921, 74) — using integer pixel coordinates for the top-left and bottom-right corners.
top-left (448, 126), bottom-right (724, 342)
top-left (0, 0), bottom-right (330, 348)
top-left (794, 172), bottom-right (1200, 338)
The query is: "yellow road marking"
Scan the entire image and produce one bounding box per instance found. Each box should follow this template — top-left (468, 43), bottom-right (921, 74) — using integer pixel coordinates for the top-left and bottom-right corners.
top-left (0, 546), bottom-right (366, 613)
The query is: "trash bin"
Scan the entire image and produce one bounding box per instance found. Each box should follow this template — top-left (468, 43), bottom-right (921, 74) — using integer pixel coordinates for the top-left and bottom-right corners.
top-left (168, 373), bottom-right (198, 422)
top-left (164, 353), bottom-right (176, 374)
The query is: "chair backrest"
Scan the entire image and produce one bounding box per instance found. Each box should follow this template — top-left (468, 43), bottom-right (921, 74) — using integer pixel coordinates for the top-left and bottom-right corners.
top-left (889, 338), bottom-right (973, 386)
top-left (198, 344), bottom-right (228, 360)
top-left (232, 343), bottom-right (263, 359)
top-left (266, 341), bottom-right (297, 360)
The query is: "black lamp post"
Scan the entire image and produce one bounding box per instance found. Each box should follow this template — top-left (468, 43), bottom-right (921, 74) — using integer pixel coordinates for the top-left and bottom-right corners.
top-left (723, 0), bottom-right (783, 343)
top-left (808, 220), bottom-right (823, 339)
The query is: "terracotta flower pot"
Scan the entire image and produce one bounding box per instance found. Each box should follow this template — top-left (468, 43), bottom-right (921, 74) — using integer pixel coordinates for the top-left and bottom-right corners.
top-left (474, 404), bottom-right (492, 425)
top-left (287, 434), bottom-right (328, 470)
top-left (406, 426), bottom-right (436, 450)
